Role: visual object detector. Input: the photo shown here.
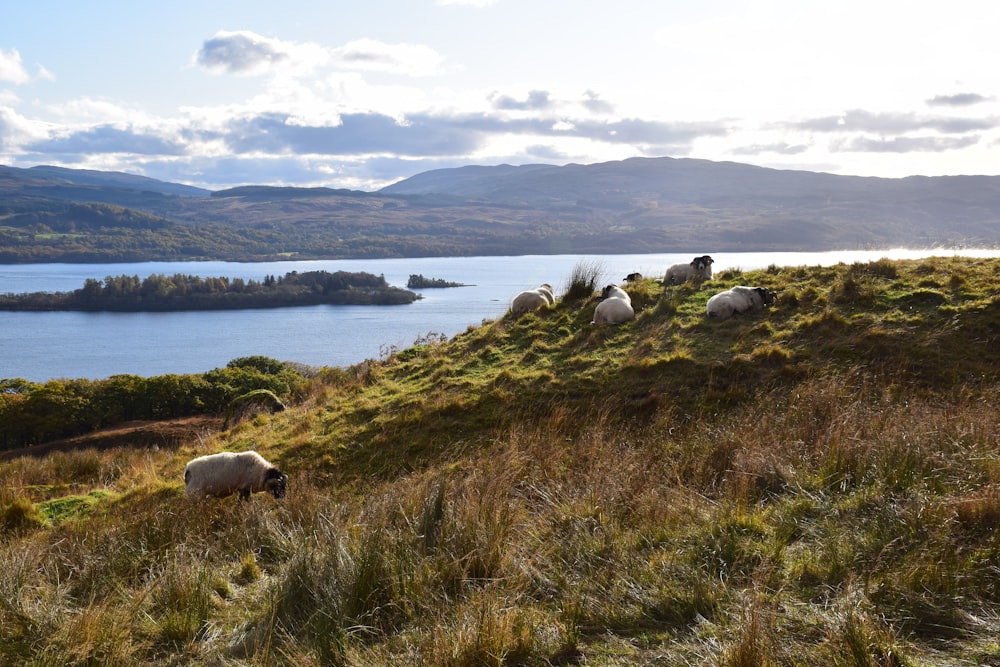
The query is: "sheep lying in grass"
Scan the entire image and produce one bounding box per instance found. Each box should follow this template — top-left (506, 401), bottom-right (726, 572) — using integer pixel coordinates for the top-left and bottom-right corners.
top-left (592, 284), bottom-right (634, 325)
top-left (184, 450), bottom-right (288, 501)
top-left (624, 272), bottom-right (643, 283)
top-left (510, 283), bottom-right (555, 316)
top-left (663, 255), bottom-right (714, 285)
top-left (706, 286), bottom-right (777, 320)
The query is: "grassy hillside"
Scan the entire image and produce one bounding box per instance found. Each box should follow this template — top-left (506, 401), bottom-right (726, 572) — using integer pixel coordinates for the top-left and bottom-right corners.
top-left (4, 256), bottom-right (1000, 665)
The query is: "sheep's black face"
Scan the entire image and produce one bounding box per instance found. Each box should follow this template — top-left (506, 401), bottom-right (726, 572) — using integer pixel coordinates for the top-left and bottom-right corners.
top-left (757, 288), bottom-right (778, 306)
top-left (265, 469), bottom-right (288, 499)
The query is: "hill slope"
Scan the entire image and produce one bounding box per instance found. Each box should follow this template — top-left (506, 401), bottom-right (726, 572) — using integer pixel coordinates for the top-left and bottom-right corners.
top-left (3, 157), bottom-right (1000, 261)
top-left (5, 256), bottom-right (1000, 663)
top-left (382, 156), bottom-right (1000, 248)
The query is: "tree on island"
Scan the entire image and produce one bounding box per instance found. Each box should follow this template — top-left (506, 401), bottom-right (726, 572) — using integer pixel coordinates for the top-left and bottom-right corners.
top-left (406, 274), bottom-right (469, 288)
top-left (0, 270), bottom-right (420, 312)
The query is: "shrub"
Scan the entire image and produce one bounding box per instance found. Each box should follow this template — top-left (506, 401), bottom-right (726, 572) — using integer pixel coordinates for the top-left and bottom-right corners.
top-left (562, 260), bottom-right (604, 301)
top-left (1, 496), bottom-right (44, 532)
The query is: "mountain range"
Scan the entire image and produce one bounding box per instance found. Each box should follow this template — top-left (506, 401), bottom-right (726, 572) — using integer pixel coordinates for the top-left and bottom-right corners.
top-left (2, 157), bottom-right (999, 262)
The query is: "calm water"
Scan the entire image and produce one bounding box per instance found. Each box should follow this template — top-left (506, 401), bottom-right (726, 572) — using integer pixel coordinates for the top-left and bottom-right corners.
top-left (3, 249), bottom-right (998, 382)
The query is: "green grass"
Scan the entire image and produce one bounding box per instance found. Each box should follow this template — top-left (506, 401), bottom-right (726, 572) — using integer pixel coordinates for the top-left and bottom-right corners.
top-left (5, 256), bottom-right (1000, 664)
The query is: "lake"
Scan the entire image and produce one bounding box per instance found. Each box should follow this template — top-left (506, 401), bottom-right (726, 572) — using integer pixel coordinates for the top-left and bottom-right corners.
top-left (3, 249), bottom-right (999, 382)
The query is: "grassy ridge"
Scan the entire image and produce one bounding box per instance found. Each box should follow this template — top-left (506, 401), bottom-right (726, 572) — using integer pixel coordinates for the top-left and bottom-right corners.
top-left (4, 256), bottom-right (1000, 664)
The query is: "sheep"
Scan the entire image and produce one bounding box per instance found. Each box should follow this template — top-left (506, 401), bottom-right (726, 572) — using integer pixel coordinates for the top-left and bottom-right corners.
top-left (663, 255), bottom-right (715, 285)
top-left (510, 283), bottom-right (554, 316)
top-left (624, 272), bottom-right (643, 283)
top-left (592, 284), bottom-right (634, 325)
top-left (184, 450), bottom-right (288, 501)
top-left (705, 285), bottom-right (777, 320)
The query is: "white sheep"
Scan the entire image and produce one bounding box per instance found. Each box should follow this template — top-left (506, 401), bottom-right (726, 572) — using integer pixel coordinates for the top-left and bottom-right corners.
top-left (592, 284), bottom-right (634, 325)
top-left (184, 450), bottom-right (288, 501)
top-left (537, 283), bottom-right (555, 304)
top-left (706, 285), bottom-right (777, 320)
top-left (510, 283), bottom-right (554, 316)
top-left (663, 255), bottom-right (715, 285)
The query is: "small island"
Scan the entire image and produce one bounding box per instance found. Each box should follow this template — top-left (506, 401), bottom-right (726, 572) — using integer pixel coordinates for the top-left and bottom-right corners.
top-left (406, 274), bottom-right (470, 288)
top-left (0, 270), bottom-right (420, 312)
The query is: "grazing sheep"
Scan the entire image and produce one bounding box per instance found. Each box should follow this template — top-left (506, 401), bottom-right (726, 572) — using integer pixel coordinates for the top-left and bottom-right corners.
top-left (536, 283), bottom-right (555, 304)
top-left (592, 284), bottom-right (635, 325)
top-left (624, 272), bottom-right (643, 283)
top-left (663, 255), bottom-right (714, 285)
top-left (706, 285), bottom-right (777, 320)
top-left (184, 450), bottom-right (288, 501)
top-left (510, 283), bottom-right (554, 316)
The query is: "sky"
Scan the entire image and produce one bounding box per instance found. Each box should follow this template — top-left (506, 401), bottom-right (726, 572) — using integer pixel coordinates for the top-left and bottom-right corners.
top-left (2, 0), bottom-right (999, 191)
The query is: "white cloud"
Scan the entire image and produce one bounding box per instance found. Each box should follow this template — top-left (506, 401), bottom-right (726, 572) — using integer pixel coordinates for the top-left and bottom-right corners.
top-left (195, 30), bottom-right (329, 77)
top-left (0, 105), bottom-right (58, 150)
top-left (330, 39), bottom-right (447, 77)
top-left (7, 3), bottom-right (1000, 188)
top-left (581, 90), bottom-right (614, 115)
top-left (731, 142), bottom-right (810, 157)
top-left (195, 31), bottom-right (447, 79)
top-left (927, 93), bottom-right (994, 108)
top-left (489, 89), bottom-right (552, 111)
top-left (0, 48), bottom-right (31, 84)
top-left (47, 97), bottom-right (155, 125)
top-left (788, 110), bottom-right (999, 136)
top-left (831, 135), bottom-right (981, 154)
top-left (36, 64), bottom-right (55, 81)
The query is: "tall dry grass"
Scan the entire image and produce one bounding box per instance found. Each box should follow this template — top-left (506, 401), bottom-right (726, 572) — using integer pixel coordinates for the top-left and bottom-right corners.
top-left (4, 371), bottom-right (1000, 664)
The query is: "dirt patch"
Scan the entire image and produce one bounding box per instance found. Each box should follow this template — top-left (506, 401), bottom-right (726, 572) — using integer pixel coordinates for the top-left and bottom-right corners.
top-left (0, 415), bottom-right (223, 460)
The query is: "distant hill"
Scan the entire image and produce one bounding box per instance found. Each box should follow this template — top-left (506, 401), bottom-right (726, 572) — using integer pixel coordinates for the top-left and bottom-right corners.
top-left (2, 157), bottom-right (1000, 263)
top-left (0, 164), bottom-right (209, 198)
top-left (380, 157), bottom-right (1000, 248)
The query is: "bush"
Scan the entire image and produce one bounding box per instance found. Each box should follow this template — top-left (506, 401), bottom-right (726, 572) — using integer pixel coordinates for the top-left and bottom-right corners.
top-left (1, 496), bottom-right (44, 532)
top-left (562, 260), bottom-right (605, 301)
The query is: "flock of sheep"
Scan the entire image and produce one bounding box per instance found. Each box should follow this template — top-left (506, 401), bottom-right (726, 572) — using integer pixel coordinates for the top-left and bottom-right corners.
top-left (511, 254), bottom-right (778, 324)
top-left (184, 255), bottom-right (777, 503)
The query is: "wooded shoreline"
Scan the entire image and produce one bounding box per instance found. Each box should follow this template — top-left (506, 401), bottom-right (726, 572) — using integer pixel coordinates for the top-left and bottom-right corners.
top-left (0, 269), bottom-right (419, 311)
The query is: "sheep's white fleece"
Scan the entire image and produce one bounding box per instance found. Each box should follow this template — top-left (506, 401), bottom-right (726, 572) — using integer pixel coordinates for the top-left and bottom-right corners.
top-left (184, 450), bottom-right (286, 500)
top-left (706, 286), bottom-right (775, 320)
top-left (592, 285), bottom-right (634, 325)
top-left (511, 283), bottom-right (554, 316)
top-left (663, 255), bottom-right (714, 285)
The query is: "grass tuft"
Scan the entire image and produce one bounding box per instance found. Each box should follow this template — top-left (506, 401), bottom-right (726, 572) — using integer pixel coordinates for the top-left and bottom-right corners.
top-left (562, 259), bottom-right (605, 301)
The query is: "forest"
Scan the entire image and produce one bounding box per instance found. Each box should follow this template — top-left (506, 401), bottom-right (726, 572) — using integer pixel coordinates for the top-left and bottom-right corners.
top-left (0, 356), bottom-right (314, 450)
top-left (0, 269), bottom-right (418, 311)
top-left (405, 273), bottom-right (468, 288)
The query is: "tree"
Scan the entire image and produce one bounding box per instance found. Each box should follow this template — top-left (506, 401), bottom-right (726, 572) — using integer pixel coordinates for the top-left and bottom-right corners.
top-left (93, 374), bottom-right (149, 423)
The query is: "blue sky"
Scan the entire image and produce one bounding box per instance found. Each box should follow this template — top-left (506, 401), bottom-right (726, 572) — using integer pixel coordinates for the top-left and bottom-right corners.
top-left (2, 0), bottom-right (999, 190)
